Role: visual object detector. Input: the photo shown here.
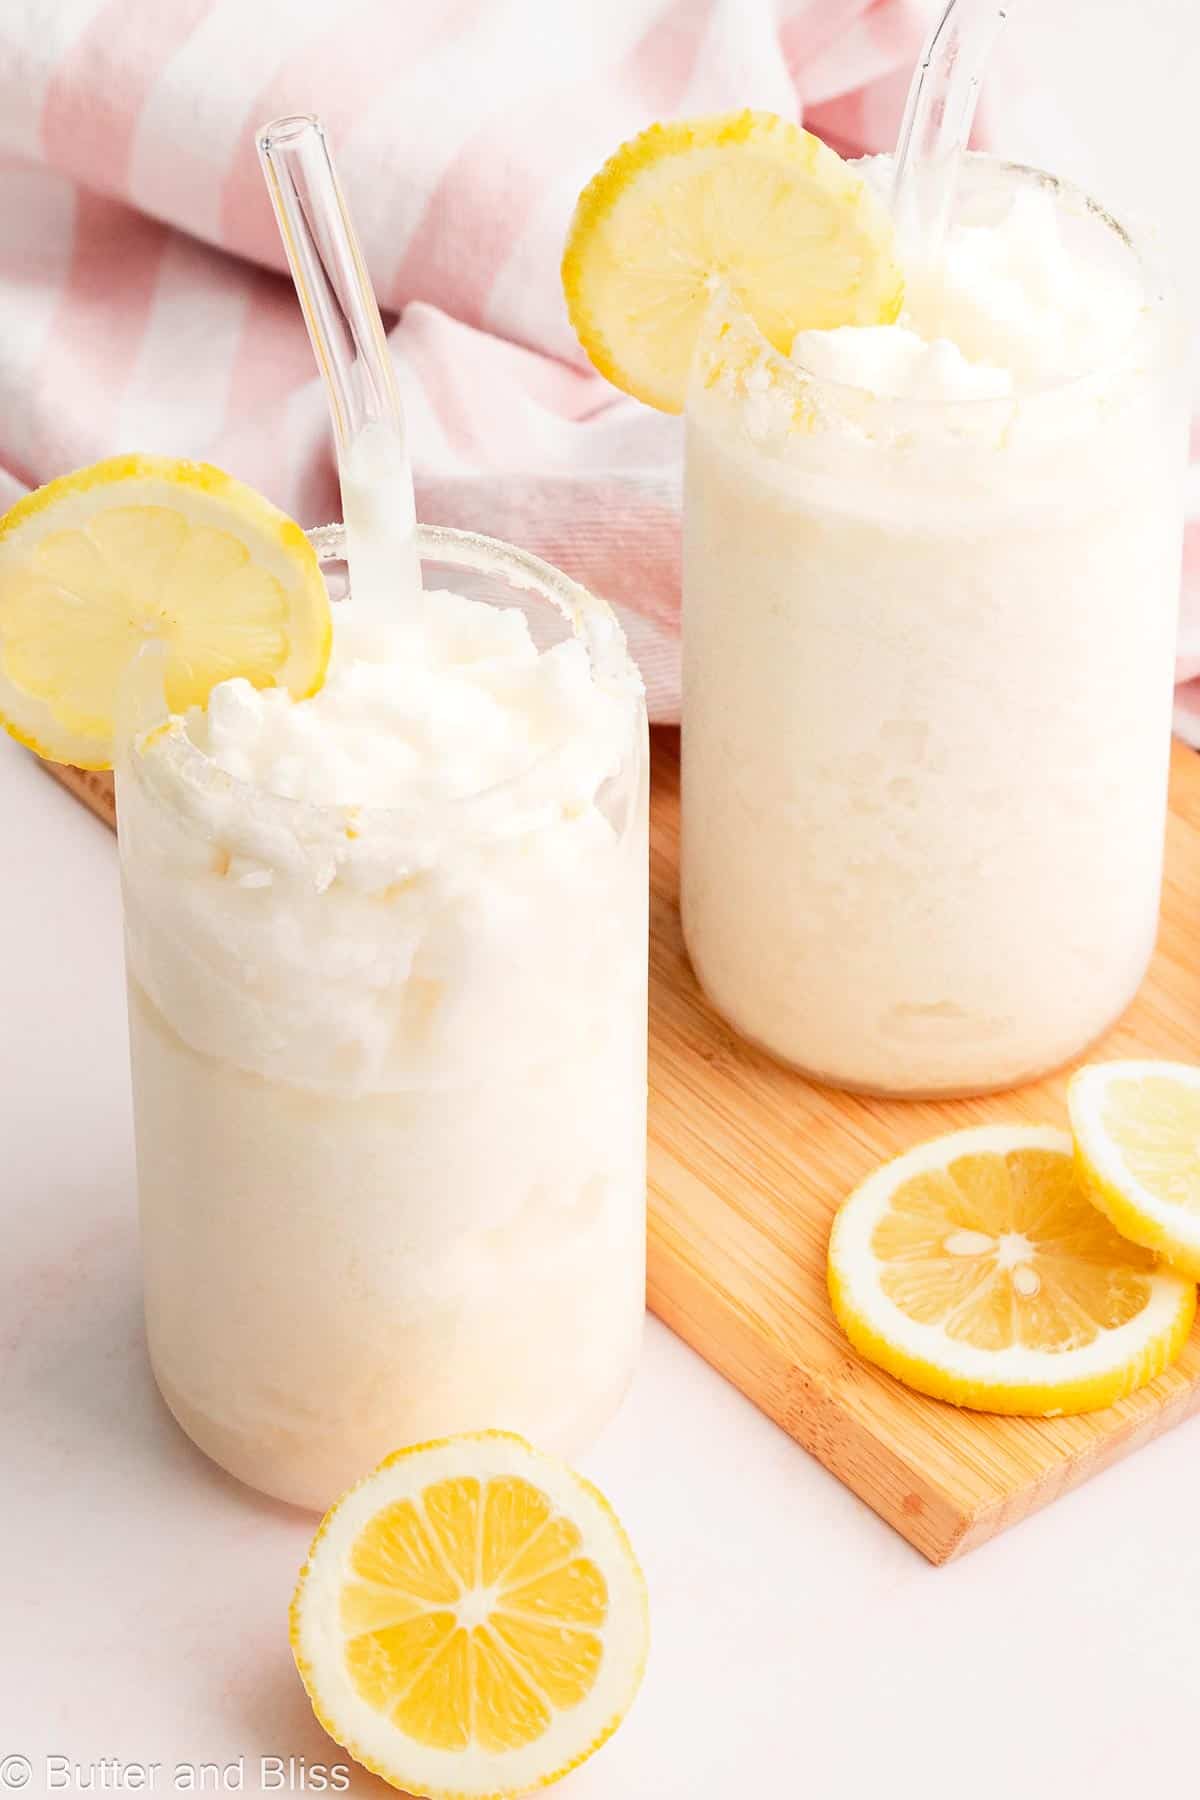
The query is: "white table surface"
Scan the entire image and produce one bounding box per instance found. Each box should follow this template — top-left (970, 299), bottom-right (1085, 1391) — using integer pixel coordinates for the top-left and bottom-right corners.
top-left (4, 726), bottom-right (1199, 1800)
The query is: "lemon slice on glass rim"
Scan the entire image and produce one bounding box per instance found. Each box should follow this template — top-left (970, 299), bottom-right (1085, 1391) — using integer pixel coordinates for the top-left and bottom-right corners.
top-left (828, 1124), bottom-right (1195, 1416)
top-left (561, 109), bottom-right (903, 412)
top-left (291, 1432), bottom-right (650, 1800)
top-left (0, 453), bottom-right (331, 770)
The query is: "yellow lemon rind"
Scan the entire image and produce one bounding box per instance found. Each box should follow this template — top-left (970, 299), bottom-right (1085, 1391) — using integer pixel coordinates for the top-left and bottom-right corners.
top-left (1069, 1060), bottom-right (1200, 1281)
top-left (828, 1255), bottom-right (1195, 1416)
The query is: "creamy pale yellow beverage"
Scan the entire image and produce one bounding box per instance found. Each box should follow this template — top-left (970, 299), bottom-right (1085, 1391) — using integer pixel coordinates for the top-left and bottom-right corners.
top-left (0, 456), bottom-right (649, 1514)
top-left (562, 116), bottom-right (1188, 1099)
top-left (119, 534), bottom-right (648, 1509)
top-left (683, 158), bottom-right (1186, 1095)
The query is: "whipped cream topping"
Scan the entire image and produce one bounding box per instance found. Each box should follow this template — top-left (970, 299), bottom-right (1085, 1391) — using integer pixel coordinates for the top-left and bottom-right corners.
top-left (121, 588), bottom-right (644, 1092)
top-left (789, 177), bottom-right (1146, 404)
top-left (790, 325), bottom-right (1013, 401)
top-left (190, 590), bottom-right (628, 815)
top-left (899, 184), bottom-right (1145, 389)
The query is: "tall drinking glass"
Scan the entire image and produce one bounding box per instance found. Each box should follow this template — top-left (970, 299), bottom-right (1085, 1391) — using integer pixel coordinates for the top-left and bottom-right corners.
top-left (117, 525), bottom-right (648, 1509)
top-left (682, 158), bottom-right (1188, 1097)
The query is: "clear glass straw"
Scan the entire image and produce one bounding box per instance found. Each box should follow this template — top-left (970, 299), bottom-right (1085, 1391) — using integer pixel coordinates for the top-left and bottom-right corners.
top-left (891, 0), bottom-right (1010, 259)
top-left (257, 114), bottom-right (421, 615)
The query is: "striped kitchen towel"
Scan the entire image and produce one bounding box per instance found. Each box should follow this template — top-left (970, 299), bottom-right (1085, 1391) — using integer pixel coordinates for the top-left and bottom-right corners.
top-left (2, 0), bottom-right (1197, 733)
top-left (0, 0), bottom-right (938, 723)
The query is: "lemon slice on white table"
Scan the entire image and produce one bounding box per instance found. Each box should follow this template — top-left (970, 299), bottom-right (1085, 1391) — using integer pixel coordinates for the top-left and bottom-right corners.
top-left (291, 1432), bottom-right (650, 1799)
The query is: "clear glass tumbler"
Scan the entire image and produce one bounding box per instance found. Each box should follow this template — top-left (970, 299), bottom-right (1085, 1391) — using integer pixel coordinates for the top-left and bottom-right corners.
top-left (117, 524), bottom-right (649, 1509)
top-left (682, 158), bottom-right (1188, 1098)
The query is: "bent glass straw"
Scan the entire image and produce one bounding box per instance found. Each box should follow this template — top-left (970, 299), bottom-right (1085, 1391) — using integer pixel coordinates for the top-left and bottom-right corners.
top-left (891, 0), bottom-right (1011, 259)
top-left (258, 114), bottom-right (421, 612)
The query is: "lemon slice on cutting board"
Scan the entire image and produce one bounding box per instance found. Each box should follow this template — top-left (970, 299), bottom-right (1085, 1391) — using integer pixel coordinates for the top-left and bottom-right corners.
top-left (828, 1124), bottom-right (1195, 1415)
top-left (561, 109), bottom-right (903, 412)
top-left (0, 454), bottom-right (331, 769)
top-left (1070, 1060), bottom-right (1200, 1279)
top-left (291, 1432), bottom-right (650, 1799)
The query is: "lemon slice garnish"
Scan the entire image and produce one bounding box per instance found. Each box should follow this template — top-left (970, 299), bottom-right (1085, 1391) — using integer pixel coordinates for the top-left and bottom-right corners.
top-left (828, 1124), bottom-right (1195, 1415)
top-left (1070, 1060), bottom-right (1200, 1279)
top-left (0, 454), bottom-right (331, 769)
top-left (561, 109), bottom-right (903, 413)
top-left (291, 1432), bottom-right (649, 1799)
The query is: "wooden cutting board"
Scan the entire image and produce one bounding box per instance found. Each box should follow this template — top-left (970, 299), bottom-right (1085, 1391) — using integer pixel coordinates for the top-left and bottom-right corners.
top-left (42, 732), bottom-right (1200, 1563)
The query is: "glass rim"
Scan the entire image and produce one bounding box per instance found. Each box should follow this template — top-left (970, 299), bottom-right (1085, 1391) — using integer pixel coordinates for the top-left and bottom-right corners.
top-left (690, 154), bottom-right (1176, 423)
top-left (309, 521), bottom-right (636, 690)
top-left (119, 522), bottom-right (644, 843)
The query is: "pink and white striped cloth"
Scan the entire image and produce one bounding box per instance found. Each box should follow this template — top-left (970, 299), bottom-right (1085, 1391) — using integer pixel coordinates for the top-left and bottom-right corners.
top-left (1, 0), bottom-right (1198, 732)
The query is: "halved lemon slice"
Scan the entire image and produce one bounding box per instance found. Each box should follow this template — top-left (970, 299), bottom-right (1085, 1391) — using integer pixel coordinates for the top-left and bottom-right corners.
top-left (1070, 1060), bottom-right (1200, 1279)
top-left (561, 109), bottom-right (903, 412)
top-left (291, 1432), bottom-right (649, 1799)
top-left (0, 454), bottom-right (331, 769)
top-left (828, 1124), bottom-right (1195, 1415)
